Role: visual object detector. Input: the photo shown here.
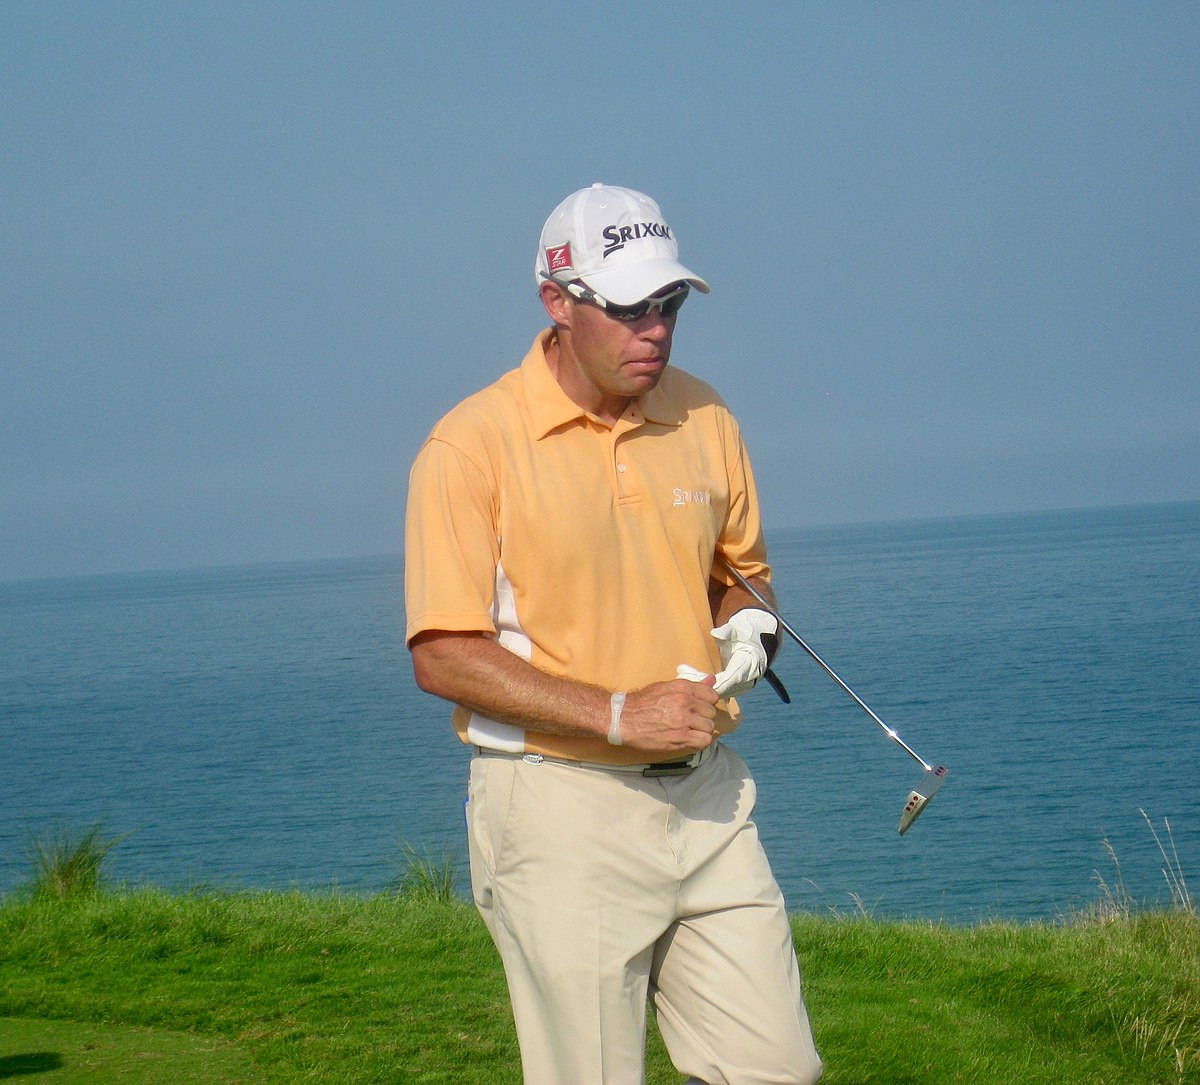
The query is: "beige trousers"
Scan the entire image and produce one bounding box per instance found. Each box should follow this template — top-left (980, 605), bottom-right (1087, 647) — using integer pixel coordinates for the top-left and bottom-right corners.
top-left (467, 744), bottom-right (823, 1085)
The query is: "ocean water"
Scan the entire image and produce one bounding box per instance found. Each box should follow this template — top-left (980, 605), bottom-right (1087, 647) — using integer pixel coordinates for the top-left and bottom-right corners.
top-left (2, 502), bottom-right (1197, 924)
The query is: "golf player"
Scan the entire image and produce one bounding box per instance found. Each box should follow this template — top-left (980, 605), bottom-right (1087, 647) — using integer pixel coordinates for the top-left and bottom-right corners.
top-left (405, 183), bottom-right (823, 1085)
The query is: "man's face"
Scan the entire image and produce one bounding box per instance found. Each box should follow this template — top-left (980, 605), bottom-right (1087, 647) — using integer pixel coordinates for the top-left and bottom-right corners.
top-left (540, 281), bottom-right (681, 421)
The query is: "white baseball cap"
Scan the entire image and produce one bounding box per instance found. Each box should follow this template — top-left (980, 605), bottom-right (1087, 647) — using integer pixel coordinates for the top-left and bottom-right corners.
top-left (535, 183), bottom-right (710, 306)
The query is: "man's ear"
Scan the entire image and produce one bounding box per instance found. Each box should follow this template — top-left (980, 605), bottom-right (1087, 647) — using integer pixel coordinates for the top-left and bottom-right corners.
top-left (539, 280), bottom-right (572, 327)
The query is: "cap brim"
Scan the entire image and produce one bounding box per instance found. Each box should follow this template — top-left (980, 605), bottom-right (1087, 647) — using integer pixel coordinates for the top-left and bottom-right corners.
top-left (579, 259), bottom-right (710, 306)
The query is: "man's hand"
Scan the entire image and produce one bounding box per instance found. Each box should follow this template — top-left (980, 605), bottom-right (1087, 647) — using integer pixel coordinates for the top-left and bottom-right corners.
top-left (617, 675), bottom-right (719, 754)
top-left (710, 609), bottom-right (779, 697)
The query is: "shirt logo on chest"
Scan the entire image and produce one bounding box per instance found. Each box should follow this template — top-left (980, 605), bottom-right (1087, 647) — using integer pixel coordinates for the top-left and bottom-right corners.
top-left (673, 487), bottom-right (713, 507)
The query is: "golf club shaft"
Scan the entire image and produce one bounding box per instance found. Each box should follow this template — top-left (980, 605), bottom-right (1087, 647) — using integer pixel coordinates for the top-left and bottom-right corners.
top-left (720, 559), bottom-right (932, 771)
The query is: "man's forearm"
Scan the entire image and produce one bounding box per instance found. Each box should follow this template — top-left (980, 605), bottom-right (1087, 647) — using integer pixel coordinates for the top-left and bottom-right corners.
top-left (409, 630), bottom-right (721, 755)
top-left (410, 630), bottom-right (610, 740)
top-left (710, 574), bottom-right (777, 627)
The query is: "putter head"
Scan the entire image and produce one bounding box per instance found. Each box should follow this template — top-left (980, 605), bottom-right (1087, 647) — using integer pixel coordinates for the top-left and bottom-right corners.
top-left (898, 764), bottom-right (948, 835)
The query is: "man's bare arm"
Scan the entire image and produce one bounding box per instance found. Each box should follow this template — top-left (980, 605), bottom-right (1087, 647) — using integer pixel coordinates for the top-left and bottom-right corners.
top-left (710, 574), bottom-right (778, 627)
top-left (409, 630), bottom-right (719, 756)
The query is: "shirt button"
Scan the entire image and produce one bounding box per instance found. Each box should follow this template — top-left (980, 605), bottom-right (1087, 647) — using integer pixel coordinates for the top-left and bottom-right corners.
top-left (617, 463), bottom-right (627, 473)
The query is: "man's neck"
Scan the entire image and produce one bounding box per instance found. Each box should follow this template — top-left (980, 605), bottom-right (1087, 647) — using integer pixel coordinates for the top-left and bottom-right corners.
top-left (543, 328), bottom-right (630, 427)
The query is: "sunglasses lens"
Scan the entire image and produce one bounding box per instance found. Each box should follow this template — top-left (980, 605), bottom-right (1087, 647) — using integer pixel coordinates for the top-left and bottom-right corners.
top-left (608, 284), bottom-right (689, 321)
top-left (563, 279), bottom-right (690, 321)
top-left (660, 288), bottom-right (688, 316)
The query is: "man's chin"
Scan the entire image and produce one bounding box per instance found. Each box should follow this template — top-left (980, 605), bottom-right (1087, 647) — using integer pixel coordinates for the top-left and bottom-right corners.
top-left (625, 361), bottom-right (666, 390)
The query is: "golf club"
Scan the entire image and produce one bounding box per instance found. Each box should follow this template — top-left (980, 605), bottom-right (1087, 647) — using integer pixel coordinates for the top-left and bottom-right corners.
top-left (720, 559), bottom-right (949, 834)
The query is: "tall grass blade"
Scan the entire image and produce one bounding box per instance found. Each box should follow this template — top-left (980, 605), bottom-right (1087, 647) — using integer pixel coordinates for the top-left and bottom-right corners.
top-left (1140, 808), bottom-right (1193, 914)
top-left (394, 842), bottom-right (459, 903)
top-left (27, 823), bottom-right (127, 901)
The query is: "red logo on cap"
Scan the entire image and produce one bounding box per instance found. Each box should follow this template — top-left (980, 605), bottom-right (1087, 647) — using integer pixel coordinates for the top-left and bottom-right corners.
top-left (546, 243), bottom-right (573, 274)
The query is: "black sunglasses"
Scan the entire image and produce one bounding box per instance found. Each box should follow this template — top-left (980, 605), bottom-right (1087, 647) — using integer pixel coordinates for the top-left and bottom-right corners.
top-left (562, 280), bottom-right (690, 322)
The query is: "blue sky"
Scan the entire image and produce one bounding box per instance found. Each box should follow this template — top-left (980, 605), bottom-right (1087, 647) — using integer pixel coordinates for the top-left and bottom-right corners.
top-left (3, 2), bottom-right (1197, 580)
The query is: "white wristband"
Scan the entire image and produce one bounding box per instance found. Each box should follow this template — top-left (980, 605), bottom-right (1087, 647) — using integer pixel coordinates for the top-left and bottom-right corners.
top-left (607, 691), bottom-right (626, 746)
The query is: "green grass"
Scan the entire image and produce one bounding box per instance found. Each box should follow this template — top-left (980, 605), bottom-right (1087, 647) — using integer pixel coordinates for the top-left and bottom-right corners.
top-left (3, 820), bottom-right (1195, 1082)
top-left (389, 845), bottom-right (459, 904)
top-left (25, 822), bottom-right (126, 901)
top-left (792, 911), bottom-right (1199, 1083)
top-left (0, 1016), bottom-right (255, 1083)
top-left (1, 887), bottom-right (1196, 1083)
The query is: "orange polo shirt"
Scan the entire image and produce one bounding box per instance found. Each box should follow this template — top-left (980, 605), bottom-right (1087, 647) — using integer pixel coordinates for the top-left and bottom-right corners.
top-left (404, 328), bottom-right (773, 764)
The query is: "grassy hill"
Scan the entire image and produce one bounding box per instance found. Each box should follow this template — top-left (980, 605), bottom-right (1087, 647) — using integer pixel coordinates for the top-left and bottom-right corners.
top-left (2, 884), bottom-right (1196, 1083)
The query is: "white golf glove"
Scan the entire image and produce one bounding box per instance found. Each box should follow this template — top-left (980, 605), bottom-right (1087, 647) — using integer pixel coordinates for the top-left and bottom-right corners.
top-left (710, 609), bottom-right (779, 697)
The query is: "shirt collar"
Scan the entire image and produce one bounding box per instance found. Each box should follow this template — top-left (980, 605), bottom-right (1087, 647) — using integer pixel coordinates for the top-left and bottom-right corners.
top-left (522, 328), bottom-right (686, 438)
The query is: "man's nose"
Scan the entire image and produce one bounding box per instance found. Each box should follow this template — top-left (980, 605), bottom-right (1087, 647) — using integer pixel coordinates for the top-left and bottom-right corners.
top-left (635, 311), bottom-right (673, 339)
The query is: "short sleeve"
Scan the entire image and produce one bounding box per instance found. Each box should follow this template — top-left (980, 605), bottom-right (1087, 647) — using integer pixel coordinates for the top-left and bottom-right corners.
top-left (404, 436), bottom-right (502, 645)
top-left (714, 412), bottom-right (771, 585)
